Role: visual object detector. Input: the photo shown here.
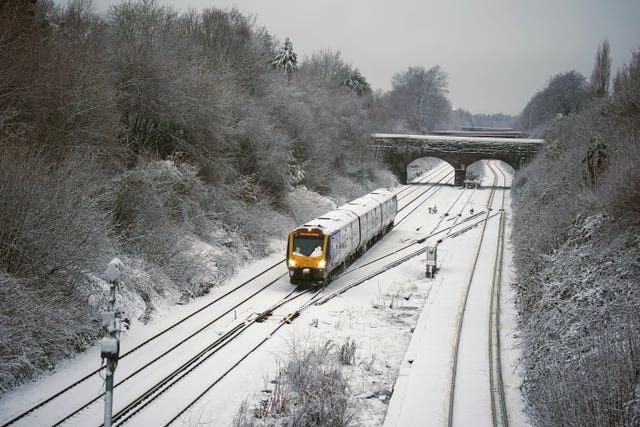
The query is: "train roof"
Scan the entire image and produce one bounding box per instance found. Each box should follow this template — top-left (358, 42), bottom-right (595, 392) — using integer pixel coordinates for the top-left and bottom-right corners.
top-left (368, 188), bottom-right (395, 202)
top-left (300, 208), bottom-right (358, 235)
top-left (294, 188), bottom-right (394, 235)
top-left (337, 188), bottom-right (394, 215)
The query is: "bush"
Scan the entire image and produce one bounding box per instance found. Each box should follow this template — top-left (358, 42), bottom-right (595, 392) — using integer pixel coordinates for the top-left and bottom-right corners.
top-left (0, 149), bottom-right (113, 281)
top-left (0, 273), bottom-right (102, 395)
top-left (234, 338), bottom-right (356, 426)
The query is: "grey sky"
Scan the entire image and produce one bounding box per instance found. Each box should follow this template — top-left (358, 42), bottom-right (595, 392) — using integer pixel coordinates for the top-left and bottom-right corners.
top-left (90, 0), bottom-right (639, 115)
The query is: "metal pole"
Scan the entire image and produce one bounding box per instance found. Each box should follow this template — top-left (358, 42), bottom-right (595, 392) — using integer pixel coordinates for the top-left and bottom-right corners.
top-left (104, 369), bottom-right (114, 427)
top-left (103, 282), bottom-right (117, 427)
top-left (101, 258), bottom-right (124, 427)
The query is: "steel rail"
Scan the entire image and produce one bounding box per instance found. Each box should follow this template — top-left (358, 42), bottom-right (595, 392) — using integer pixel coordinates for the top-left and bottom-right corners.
top-left (397, 164), bottom-right (452, 202)
top-left (488, 164), bottom-right (509, 427)
top-left (394, 172), bottom-right (454, 226)
top-left (396, 163), bottom-right (449, 199)
top-left (162, 288), bottom-right (325, 427)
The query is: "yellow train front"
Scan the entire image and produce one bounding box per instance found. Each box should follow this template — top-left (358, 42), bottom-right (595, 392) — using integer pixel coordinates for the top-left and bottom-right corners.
top-left (286, 227), bottom-right (329, 285)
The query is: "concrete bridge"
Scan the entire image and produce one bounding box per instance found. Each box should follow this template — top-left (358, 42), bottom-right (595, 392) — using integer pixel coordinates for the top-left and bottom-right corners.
top-left (371, 132), bottom-right (545, 185)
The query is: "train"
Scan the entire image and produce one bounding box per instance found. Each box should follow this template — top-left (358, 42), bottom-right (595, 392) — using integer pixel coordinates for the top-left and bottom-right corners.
top-left (286, 188), bottom-right (398, 285)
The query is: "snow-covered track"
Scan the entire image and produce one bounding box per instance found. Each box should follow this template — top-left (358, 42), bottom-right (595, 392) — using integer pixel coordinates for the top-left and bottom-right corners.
top-left (447, 161), bottom-right (510, 427)
top-left (396, 163), bottom-right (452, 202)
top-left (488, 164), bottom-right (509, 427)
top-left (1, 262), bottom-right (288, 427)
top-left (395, 172), bottom-right (455, 226)
top-left (108, 288), bottom-right (315, 426)
top-left (394, 161), bottom-right (452, 198)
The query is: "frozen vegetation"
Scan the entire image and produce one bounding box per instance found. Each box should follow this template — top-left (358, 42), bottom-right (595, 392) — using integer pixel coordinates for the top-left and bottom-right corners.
top-left (511, 45), bottom-right (640, 425)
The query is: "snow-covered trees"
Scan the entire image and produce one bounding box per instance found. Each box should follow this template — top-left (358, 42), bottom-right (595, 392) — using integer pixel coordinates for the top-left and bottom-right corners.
top-left (379, 65), bottom-right (451, 132)
top-left (271, 37), bottom-right (298, 79)
top-left (343, 68), bottom-right (371, 96)
top-left (296, 50), bottom-right (349, 89)
top-left (512, 46), bottom-right (640, 426)
top-left (589, 39), bottom-right (611, 98)
top-left (612, 50), bottom-right (640, 113)
top-left (517, 71), bottom-right (588, 130)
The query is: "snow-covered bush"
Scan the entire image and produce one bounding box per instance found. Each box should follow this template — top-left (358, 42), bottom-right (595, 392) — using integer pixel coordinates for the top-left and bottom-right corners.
top-left (233, 338), bottom-right (355, 426)
top-left (0, 149), bottom-right (113, 282)
top-left (0, 149), bottom-right (115, 395)
top-left (101, 159), bottom-right (250, 298)
top-left (0, 273), bottom-right (102, 395)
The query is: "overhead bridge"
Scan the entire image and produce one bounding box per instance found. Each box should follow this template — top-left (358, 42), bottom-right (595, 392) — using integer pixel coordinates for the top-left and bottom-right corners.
top-left (371, 132), bottom-right (545, 185)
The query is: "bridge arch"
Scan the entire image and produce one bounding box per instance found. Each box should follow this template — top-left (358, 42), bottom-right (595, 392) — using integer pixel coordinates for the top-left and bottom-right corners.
top-left (407, 157), bottom-right (454, 181)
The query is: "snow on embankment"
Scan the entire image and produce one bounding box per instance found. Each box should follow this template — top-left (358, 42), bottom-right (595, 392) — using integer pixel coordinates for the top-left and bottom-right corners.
top-left (510, 96), bottom-right (640, 425)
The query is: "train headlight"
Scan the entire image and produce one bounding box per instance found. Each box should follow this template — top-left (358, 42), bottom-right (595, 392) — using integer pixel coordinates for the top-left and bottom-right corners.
top-left (318, 260), bottom-right (326, 269)
top-left (288, 259), bottom-right (296, 268)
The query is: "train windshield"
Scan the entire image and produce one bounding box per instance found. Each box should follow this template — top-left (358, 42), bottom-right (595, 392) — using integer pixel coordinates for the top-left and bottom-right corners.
top-left (292, 235), bottom-right (324, 257)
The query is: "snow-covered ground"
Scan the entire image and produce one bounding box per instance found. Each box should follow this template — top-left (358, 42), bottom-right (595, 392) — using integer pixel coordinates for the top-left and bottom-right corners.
top-left (0, 160), bottom-right (530, 427)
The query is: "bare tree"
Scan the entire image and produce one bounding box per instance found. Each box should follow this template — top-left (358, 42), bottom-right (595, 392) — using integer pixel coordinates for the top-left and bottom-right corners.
top-left (382, 65), bottom-right (451, 132)
top-left (589, 39), bottom-right (611, 98)
top-left (517, 71), bottom-right (587, 130)
top-left (612, 50), bottom-right (640, 113)
top-left (296, 49), bottom-right (352, 90)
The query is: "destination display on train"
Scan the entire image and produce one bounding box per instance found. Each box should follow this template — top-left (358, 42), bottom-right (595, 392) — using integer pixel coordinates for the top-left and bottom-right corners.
top-left (296, 230), bottom-right (322, 237)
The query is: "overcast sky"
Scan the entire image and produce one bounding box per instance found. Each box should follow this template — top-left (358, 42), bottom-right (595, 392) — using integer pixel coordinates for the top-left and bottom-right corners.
top-left (89, 0), bottom-right (639, 115)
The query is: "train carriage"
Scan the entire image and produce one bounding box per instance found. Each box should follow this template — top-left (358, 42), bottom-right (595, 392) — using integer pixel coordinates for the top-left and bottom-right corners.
top-left (287, 188), bottom-right (397, 285)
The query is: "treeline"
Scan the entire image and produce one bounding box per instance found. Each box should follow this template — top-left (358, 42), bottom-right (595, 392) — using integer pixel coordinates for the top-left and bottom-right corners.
top-left (0, 0), bottom-right (455, 394)
top-left (449, 109), bottom-right (516, 130)
top-left (512, 41), bottom-right (640, 425)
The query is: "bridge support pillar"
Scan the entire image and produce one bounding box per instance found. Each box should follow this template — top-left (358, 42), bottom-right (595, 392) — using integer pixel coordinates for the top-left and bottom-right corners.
top-left (400, 168), bottom-right (407, 184)
top-left (454, 169), bottom-right (466, 186)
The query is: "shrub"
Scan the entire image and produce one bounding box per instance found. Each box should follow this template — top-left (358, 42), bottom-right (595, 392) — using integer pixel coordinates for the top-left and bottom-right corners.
top-left (0, 149), bottom-right (113, 281)
top-left (0, 273), bottom-right (102, 395)
top-left (234, 338), bottom-right (355, 426)
top-left (339, 337), bottom-right (357, 366)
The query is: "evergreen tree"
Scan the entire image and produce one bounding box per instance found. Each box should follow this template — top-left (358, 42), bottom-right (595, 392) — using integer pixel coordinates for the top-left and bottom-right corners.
top-left (343, 68), bottom-right (371, 96)
top-left (271, 37), bottom-right (298, 79)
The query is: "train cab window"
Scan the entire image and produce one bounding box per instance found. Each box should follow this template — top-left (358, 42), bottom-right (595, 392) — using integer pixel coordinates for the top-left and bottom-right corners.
top-left (293, 234), bottom-right (324, 257)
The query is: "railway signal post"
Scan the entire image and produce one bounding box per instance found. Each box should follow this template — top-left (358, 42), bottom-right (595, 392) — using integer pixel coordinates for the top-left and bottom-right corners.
top-left (101, 258), bottom-right (125, 427)
top-left (425, 239), bottom-right (442, 278)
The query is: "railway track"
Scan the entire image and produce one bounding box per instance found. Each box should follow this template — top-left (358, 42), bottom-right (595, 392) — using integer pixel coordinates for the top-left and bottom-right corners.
top-left (489, 164), bottom-right (509, 427)
top-left (447, 161), bottom-right (510, 427)
top-left (0, 265), bottom-right (292, 427)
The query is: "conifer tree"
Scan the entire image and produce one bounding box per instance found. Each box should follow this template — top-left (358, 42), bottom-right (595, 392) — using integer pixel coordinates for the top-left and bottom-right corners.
top-left (271, 37), bottom-right (298, 79)
top-left (343, 68), bottom-right (371, 96)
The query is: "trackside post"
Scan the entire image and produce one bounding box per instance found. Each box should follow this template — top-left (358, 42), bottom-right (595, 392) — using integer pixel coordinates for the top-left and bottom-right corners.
top-left (101, 258), bottom-right (126, 427)
top-left (425, 239), bottom-right (442, 278)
